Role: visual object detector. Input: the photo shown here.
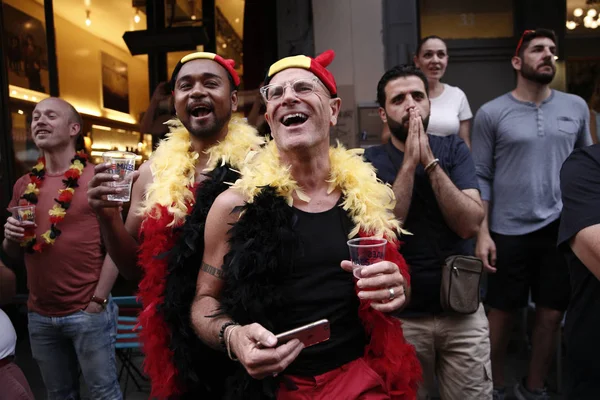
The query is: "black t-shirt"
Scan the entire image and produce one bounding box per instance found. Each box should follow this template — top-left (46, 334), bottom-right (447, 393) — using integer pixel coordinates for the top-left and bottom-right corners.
top-left (558, 144), bottom-right (600, 398)
top-left (364, 135), bottom-right (479, 315)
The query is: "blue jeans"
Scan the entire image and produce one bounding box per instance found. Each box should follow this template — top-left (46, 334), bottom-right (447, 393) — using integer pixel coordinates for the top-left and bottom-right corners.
top-left (28, 301), bottom-right (122, 400)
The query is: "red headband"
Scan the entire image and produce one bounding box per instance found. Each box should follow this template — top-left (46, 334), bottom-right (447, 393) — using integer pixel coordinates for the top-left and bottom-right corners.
top-left (264, 50), bottom-right (337, 97)
top-left (170, 52), bottom-right (240, 89)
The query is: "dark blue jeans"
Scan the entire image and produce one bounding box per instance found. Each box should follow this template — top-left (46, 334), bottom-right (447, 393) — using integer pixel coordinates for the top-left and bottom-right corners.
top-left (28, 301), bottom-right (122, 400)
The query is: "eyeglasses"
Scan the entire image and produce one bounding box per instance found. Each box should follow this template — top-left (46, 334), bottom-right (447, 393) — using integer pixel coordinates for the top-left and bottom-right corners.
top-left (260, 78), bottom-right (321, 102)
top-left (515, 30), bottom-right (535, 57)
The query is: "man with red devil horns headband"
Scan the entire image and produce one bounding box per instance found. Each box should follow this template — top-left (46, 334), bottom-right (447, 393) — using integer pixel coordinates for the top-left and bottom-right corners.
top-left (87, 52), bottom-right (263, 398)
top-left (191, 50), bottom-right (421, 399)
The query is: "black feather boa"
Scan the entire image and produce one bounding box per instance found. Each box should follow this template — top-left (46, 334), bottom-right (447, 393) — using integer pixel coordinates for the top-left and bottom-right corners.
top-left (160, 163), bottom-right (240, 398)
top-left (189, 184), bottom-right (420, 399)
top-left (216, 187), bottom-right (306, 399)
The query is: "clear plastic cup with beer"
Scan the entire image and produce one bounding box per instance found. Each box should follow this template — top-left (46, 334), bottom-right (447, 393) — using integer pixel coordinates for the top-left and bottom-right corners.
top-left (8, 205), bottom-right (36, 239)
top-left (347, 237), bottom-right (387, 279)
top-left (102, 151), bottom-right (136, 202)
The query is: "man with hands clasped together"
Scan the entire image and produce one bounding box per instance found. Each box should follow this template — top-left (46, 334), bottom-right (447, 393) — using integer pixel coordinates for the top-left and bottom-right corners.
top-left (365, 65), bottom-right (491, 399)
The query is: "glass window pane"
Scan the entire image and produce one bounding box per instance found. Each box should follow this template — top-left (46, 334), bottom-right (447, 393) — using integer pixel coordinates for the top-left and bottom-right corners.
top-left (419, 0), bottom-right (513, 39)
top-left (165, 0), bottom-right (202, 27)
top-left (216, 0), bottom-right (244, 84)
top-left (3, 1), bottom-right (49, 95)
top-left (51, 0), bottom-right (150, 158)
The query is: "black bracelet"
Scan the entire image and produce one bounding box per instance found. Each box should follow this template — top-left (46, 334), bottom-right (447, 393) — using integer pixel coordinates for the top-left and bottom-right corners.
top-left (218, 321), bottom-right (238, 350)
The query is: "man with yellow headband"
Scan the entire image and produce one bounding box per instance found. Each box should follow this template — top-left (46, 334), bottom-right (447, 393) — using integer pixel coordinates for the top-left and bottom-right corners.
top-left (191, 50), bottom-right (421, 399)
top-left (87, 52), bottom-right (263, 398)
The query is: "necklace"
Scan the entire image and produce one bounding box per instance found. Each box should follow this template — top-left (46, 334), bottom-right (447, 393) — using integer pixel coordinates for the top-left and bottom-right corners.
top-left (20, 151), bottom-right (88, 253)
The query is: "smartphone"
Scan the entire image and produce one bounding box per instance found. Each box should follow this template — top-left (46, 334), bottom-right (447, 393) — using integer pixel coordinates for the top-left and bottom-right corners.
top-left (275, 319), bottom-right (330, 348)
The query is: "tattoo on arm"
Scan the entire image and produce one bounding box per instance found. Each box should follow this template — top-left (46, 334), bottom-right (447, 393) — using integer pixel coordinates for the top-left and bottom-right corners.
top-left (201, 262), bottom-right (224, 279)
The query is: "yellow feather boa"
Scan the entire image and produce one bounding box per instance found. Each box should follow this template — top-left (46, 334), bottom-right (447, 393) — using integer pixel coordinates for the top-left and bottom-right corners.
top-left (232, 141), bottom-right (409, 240)
top-left (140, 116), bottom-right (264, 226)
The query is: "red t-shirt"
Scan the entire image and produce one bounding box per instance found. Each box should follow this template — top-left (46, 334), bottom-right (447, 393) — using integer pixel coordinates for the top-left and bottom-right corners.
top-left (9, 164), bottom-right (104, 316)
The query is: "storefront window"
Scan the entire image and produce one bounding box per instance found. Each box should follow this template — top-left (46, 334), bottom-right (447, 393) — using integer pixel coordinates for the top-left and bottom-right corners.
top-left (419, 0), bottom-right (513, 39)
top-left (2, 0), bottom-right (152, 183)
top-left (51, 0), bottom-right (149, 126)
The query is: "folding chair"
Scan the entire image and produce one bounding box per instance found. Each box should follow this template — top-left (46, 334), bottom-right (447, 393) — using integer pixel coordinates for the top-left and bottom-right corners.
top-left (112, 296), bottom-right (147, 398)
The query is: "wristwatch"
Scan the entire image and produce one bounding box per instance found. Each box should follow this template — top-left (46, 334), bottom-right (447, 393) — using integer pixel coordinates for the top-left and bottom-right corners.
top-left (90, 295), bottom-right (108, 309)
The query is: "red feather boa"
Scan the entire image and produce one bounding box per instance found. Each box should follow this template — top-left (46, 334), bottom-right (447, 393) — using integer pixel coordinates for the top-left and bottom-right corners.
top-left (137, 209), bottom-right (420, 399)
top-left (359, 231), bottom-right (422, 400)
top-left (137, 205), bottom-right (189, 398)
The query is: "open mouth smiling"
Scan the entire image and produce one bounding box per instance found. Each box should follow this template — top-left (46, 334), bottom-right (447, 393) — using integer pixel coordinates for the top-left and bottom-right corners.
top-left (281, 112), bottom-right (308, 127)
top-left (189, 104), bottom-right (212, 118)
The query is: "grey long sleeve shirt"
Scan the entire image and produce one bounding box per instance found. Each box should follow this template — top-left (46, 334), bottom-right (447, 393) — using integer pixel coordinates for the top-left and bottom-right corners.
top-left (472, 90), bottom-right (591, 235)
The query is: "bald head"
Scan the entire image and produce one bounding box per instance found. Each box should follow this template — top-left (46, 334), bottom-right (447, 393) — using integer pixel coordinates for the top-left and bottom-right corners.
top-left (37, 97), bottom-right (82, 135)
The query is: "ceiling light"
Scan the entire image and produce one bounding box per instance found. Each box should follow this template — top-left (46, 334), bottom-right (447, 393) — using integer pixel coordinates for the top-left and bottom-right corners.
top-left (191, 15), bottom-right (197, 20)
top-left (11, 90), bottom-right (16, 95)
top-left (222, 43), bottom-right (227, 49)
top-left (23, 95), bottom-right (28, 100)
top-left (134, 9), bottom-right (140, 24)
top-left (17, 110), bottom-right (24, 115)
top-left (574, 8), bottom-right (584, 17)
top-left (85, 10), bottom-right (91, 26)
top-left (566, 20), bottom-right (577, 30)
top-left (587, 9), bottom-right (597, 17)
top-left (32, 96), bottom-right (37, 101)
top-left (592, 21), bottom-right (599, 29)
top-left (235, 18), bottom-right (240, 23)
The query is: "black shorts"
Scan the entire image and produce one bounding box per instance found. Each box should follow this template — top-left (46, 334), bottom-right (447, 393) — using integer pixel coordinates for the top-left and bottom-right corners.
top-left (485, 220), bottom-right (570, 312)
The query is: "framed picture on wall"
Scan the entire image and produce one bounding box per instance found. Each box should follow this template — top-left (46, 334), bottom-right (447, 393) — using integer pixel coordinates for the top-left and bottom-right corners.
top-left (2, 4), bottom-right (49, 93)
top-left (101, 52), bottom-right (130, 114)
top-left (566, 57), bottom-right (600, 106)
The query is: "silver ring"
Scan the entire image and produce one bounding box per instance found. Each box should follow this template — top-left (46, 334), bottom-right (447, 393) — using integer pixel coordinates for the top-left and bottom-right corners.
top-left (388, 287), bottom-right (395, 300)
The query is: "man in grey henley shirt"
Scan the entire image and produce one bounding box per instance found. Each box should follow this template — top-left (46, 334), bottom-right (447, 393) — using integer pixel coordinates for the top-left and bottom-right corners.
top-left (472, 29), bottom-right (591, 400)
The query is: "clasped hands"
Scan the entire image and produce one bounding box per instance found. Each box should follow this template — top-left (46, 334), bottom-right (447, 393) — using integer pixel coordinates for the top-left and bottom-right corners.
top-left (403, 108), bottom-right (436, 170)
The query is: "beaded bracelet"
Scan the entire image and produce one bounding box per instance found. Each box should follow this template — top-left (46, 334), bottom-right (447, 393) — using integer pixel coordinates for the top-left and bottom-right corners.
top-left (218, 321), bottom-right (239, 350)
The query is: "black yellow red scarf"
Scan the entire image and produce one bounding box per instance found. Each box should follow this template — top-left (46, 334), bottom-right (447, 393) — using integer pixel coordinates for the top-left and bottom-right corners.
top-left (212, 142), bottom-right (421, 399)
top-left (137, 117), bottom-right (263, 399)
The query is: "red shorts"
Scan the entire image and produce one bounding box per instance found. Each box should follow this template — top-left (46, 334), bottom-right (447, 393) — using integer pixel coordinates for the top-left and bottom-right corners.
top-left (277, 358), bottom-right (390, 400)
